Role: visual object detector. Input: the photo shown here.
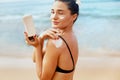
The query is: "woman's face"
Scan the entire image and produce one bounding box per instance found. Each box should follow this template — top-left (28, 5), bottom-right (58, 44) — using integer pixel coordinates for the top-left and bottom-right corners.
top-left (50, 1), bottom-right (76, 29)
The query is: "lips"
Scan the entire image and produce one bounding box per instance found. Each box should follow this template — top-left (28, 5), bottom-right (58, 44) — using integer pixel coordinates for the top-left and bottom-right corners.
top-left (52, 21), bottom-right (59, 25)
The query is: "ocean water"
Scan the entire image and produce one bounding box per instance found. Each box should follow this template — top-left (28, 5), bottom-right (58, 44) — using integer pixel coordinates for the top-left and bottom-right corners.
top-left (0, 0), bottom-right (120, 57)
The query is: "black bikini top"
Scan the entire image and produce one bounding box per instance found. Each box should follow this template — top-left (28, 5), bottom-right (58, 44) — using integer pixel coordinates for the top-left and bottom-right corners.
top-left (56, 36), bottom-right (75, 73)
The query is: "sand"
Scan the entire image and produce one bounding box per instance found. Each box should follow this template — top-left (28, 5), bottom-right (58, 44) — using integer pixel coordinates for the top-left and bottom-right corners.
top-left (0, 67), bottom-right (37, 80)
top-left (0, 57), bottom-right (37, 80)
top-left (74, 57), bottom-right (120, 80)
top-left (0, 55), bottom-right (120, 80)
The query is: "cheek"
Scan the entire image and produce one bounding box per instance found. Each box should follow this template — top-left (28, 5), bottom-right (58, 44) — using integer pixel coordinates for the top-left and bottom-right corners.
top-left (59, 15), bottom-right (65, 20)
top-left (50, 15), bottom-right (65, 21)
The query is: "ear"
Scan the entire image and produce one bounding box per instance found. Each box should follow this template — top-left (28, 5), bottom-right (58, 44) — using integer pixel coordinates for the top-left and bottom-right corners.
top-left (72, 14), bottom-right (78, 22)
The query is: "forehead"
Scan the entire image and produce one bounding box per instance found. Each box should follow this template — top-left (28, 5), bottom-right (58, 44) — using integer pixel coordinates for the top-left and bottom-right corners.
top-left (51, 1), bottom-right (68, 11)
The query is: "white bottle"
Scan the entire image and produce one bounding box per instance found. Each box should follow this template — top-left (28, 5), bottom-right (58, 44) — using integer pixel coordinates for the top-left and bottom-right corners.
top-left (22, 15), bottom-right (36, 41)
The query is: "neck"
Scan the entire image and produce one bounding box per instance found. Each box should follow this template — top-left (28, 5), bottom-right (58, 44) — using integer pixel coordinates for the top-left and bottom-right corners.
top-left (58, 25), bottom-right (73, 35)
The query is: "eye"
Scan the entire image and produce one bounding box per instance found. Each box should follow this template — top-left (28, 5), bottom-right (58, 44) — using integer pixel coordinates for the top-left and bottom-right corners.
top-left (51, 10), bottom-right (54, 14)
top-left (58, 11), bottom-right (64, 15)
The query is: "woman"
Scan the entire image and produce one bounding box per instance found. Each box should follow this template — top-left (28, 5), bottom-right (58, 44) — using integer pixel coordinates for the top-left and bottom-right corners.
top-left (24, 0), bottom-right (79, 80)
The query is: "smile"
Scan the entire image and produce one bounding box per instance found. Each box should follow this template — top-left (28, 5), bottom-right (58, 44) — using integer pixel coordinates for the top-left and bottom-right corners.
top-left (53, 21), bottom-right (59, 25)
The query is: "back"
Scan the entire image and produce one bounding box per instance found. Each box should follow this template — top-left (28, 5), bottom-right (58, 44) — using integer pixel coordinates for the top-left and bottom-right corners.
top-left (53, 33), bottom-right (79, 80)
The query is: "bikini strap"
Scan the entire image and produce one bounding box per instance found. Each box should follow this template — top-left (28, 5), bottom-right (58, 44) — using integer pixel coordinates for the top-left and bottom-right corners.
top-left (58, 35), bottom-right (75, 70)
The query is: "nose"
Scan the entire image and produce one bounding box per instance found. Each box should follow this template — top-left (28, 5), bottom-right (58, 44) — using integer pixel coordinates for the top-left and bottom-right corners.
top-left (51, 13), bottom-right (58, 20)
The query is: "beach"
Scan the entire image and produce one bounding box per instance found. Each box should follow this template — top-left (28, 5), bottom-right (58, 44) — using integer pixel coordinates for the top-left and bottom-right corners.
top-left (74, 49), bottom-right (120, 80)
top-left (74, 57), bottom-right (120, 80)
top-left (0, 66), bottom-right (36, 80)
top-left (0, 0), bottom-right (120, 80)
top-left (0, 56), bottom-right (38, 80)
top-left (0, 49), bottom-right (120, 80)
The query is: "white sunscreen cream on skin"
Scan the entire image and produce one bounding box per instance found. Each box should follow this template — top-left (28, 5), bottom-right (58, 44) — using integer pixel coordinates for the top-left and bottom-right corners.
top-left (52, 38), bottom-right (63, 48)
top-left (59, 15), bottom-right (65, 20)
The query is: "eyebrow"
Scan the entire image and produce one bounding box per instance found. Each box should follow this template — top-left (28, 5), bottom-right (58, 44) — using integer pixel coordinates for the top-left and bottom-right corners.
top-left (51, 9), bottom-right (64, 12)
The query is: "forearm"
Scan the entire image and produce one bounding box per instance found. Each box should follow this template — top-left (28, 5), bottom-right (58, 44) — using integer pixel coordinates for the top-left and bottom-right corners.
top-left (33, 37), bottom-right (45, 79)
top-left (34, 45), bottom-right (43, 78)
top-left (32, 35), bottom-right (45, 62)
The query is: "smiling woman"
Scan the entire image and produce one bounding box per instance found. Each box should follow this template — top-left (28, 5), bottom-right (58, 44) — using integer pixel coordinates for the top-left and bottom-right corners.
top-left (24, 0), bottom-right (79, 80)
top-left (0, 0), bottom-right (120, 80)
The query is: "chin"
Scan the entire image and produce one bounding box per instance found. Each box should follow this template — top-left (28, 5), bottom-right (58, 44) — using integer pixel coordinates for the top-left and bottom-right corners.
top-left (52, 25), bottom-right (60, 29)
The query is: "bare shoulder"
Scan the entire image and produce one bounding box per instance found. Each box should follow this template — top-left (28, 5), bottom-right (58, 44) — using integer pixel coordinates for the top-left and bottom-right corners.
top-left (45, 38), bottom-right (65, 55)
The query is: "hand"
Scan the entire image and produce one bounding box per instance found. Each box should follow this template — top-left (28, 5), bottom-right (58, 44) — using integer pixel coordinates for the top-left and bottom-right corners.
top-left (39, 28), bottom-right (61, 40)
top-left (24, 32), bottom-right (39, 47)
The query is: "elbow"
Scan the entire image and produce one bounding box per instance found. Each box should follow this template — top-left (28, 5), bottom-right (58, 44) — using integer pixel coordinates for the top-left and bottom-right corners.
top-left (37, 72), bottom-right (42, 80)
top-left (33, 58), bottom-right (36, 63)
top-left (38, 74), bottom-right (51, 80)
top-left (37, 73), bottom-right (45, 80)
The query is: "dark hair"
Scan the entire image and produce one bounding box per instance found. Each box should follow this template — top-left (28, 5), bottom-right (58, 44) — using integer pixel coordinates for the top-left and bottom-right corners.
top-left (55, 0), bottom-right (79, 22)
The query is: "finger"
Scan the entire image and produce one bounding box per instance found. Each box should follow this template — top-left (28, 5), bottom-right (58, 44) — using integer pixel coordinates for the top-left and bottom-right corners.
top-left (24, 32), bottom-right (28, 37)
top-left (39, 29), bottom-right (59, 40)
top-left (50, 28), bottom-right (60, 33)
top-left (24, 32), bottom-right (29, 40)
top-left (30, 35), bottom-right (39, 45)
top-left (50, 28), bottom-right (62, 37)
top-left (24, 32), bottom-right (30, 43)
top-left (47, 31), bottom-right (59, 39)
top-left (24, 36), bottom-right (33, 45)
top-left (33, 35), bottom-right (38, 42)
top-left (45, 29), bottom-right (59, 39)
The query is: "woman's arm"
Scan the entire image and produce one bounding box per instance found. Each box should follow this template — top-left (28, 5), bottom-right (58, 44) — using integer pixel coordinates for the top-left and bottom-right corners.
top-left (32, 47), bottom-right (45, 63)
top-left (32, 28), bottom-right (61, 62)
top-left (24, 28), bottom-right (61, 80)
top-left (39, 39), bottom-right (61, 80)
top-left (32, 36), bottom-right (45, 63)
top-left (34, 43), bottom-right (43, 78)
top-left (24, 32), bottom-right (43, 77)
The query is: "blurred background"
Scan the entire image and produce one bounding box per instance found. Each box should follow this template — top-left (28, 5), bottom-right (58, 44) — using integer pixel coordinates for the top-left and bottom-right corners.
top-left (0, 0), bottom-right (120, 80)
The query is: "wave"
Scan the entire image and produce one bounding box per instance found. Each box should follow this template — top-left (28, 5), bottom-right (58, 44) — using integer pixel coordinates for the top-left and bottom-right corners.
top-left (0, 0), bottom-right (120, 19)
top-left (80, 1), bottom-right (120, 17)
top-left (0, 14), bottom-right (50, 22)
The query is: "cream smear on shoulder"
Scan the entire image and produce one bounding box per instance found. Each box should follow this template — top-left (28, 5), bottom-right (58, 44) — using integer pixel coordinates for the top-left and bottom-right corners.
top-left (52, 38), bottom-right (63, 48)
